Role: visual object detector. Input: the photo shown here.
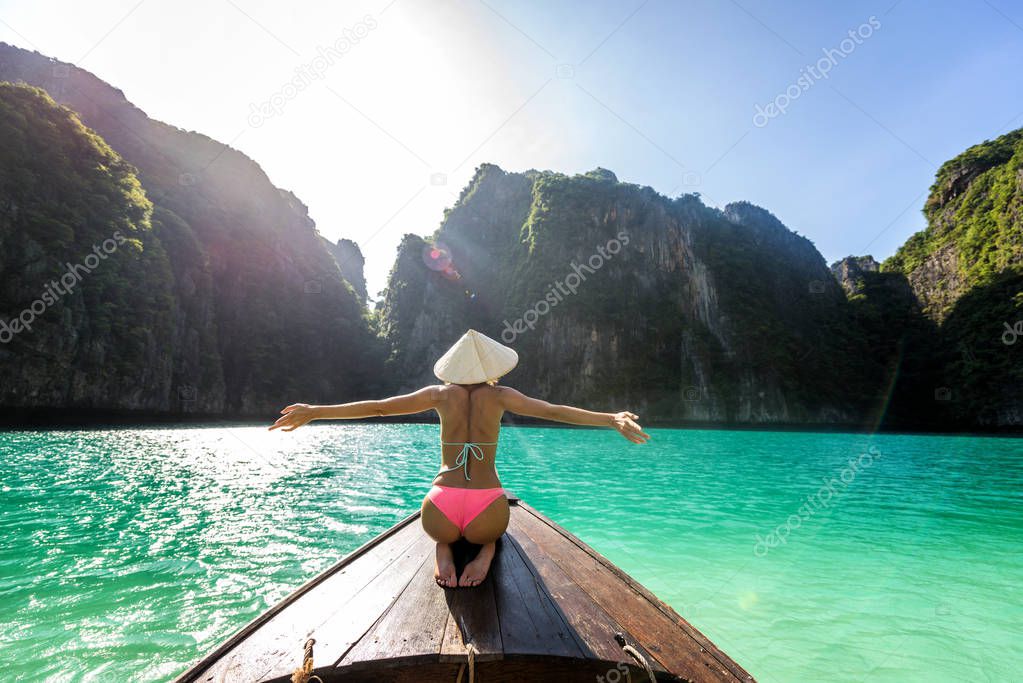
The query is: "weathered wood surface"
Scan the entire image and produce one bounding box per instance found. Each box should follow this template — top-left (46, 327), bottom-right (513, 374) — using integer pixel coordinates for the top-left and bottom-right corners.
top-left (174, 499), bottom-right (756, 683)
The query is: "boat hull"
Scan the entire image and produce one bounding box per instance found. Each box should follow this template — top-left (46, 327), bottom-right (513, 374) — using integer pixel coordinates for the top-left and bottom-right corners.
top-left (174, 496), bottom-right (754, 683)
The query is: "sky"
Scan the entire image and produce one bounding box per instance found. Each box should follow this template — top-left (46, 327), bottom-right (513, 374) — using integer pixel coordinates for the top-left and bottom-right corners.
top-left (2, 0), bottom-right (1022, 299)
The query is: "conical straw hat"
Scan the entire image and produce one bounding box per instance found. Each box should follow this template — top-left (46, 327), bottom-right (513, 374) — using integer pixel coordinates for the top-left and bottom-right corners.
top-left (434, 329), bottom-right (518, 384)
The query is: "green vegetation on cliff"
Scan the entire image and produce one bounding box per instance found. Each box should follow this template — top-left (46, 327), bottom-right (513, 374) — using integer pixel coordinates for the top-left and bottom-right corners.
top-left (1, 42), bottom-right (1020, 428)
top-left (379, 165), bottom-right (875, 424)
top-left (0, 84), bottom-right (175, 406)
top-left (0, 43), bottom-right (387, 416)
top-left (886, 128), bottom-right (1023, 293)
top-left (847, 126), bottom-right (1023, 427)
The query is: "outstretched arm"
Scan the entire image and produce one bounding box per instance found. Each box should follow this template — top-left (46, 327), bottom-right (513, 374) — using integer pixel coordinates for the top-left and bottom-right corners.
top-left (498, 387), bottom-right (650, 444)
top-left (269, 386), bottom-right (442, 432)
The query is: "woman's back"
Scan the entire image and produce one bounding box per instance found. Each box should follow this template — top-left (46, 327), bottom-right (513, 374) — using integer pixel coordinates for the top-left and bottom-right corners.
top-left (436, 384), bottom-right (502, 441)
top-left (435, 384), bottom-right (504, 488)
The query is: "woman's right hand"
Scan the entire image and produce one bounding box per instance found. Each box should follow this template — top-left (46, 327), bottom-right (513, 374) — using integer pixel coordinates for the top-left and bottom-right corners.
top-left (611, 411), bottom-right (650, 443)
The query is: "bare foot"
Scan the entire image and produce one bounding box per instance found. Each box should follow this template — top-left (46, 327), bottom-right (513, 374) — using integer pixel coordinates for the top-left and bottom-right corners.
top-left (435, 543), bottom-right (457, 588)
top-left (458, 541), bottom-right (496, 587)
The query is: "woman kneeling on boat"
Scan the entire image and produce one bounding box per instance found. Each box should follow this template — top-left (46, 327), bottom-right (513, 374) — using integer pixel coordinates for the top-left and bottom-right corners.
top-left (270, 329), bottom-right (649, 588)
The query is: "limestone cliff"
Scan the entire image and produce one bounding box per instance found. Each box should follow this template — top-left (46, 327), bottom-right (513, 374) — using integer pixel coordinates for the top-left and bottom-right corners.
top-left (830, 255), bottom-right (880, 296)
top-left (323, 237), bottom-right (368, 302)
top-left (0, 84), bottom-right (178, 411)
top-left (885, 128), bottom-right (1023, 320)
top-left (380, 165), bottom-right (876, 424)
top-left (841, 127), bottom-right (1023, 427)
top-left (2, 40), bottom-right (1019, 429)
top-left (0, 45), bottom-right (384, 416)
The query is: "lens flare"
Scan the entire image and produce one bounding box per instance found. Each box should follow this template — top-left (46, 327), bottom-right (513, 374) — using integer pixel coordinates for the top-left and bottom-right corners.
top-left (422, 242), bottom-right (452, 271)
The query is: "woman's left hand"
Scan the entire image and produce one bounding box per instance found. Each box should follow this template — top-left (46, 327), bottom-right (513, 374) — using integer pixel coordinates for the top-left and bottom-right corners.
top-left (269, 403), bottom-right (317, 431)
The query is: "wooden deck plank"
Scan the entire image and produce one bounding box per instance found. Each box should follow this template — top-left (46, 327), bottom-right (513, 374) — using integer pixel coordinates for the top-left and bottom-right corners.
top-left (306, 532), bottom-right (435, 668)
top-left (438, 491), bottom-right (512, 662)
top-left (491, 534), bottom-right (587, 658)
top-left (337, 548), bottom-right (451, 667)
top-left (325, 659), bottom-right (655, 683)
top-left (505, 509), bottom-right (667, 671)
top-left (239, 529), bottom-right (434, 681)
top-left (184, 515), bottom-right (424, 683)
top-left (519, 502), bottom-right (754, 681)
top-left (512, 505), bottom-right (752, 682)
top-left (438, 562), bottom-right (504, 662)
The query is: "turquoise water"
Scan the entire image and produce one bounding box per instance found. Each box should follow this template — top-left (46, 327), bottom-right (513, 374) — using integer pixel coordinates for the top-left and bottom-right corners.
top-left (0, 424), bottom-right (1020, 682)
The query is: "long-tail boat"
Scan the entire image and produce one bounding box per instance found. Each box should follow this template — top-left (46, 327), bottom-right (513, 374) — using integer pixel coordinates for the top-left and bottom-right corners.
top-left (174, 495), bottom-right (755, 682)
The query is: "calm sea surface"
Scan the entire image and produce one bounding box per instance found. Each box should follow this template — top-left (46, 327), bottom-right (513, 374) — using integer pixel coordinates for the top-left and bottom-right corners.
top-left (0, 424), bottom-right (1020, 682)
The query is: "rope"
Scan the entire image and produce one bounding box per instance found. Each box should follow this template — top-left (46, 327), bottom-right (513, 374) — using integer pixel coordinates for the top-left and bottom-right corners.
top-left (454, 643), bottom-right (477, 683)
top-left (215, 656), bottom-right (241, 683)
top-left (623, 644), bottom-right (656, 682)
top-left (291, 638), bottom-right (323, 683)
top-left (615, 632), bottom-right (656, 683)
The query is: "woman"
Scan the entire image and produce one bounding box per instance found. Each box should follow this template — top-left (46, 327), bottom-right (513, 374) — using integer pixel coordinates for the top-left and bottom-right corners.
top-left (269, 329), bottom-right (649, 588)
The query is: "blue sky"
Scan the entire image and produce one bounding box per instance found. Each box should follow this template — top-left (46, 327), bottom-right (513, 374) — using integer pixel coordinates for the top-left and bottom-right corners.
top-left (2, 0), bottom-right (1022, 297)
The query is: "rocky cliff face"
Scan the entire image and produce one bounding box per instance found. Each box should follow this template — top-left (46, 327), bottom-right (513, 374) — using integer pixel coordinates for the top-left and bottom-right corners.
top-left (380, 165), bottom-right (876, 424)
top-left (323, 237), bottom-right (368, 302)
top-left (829, 255), bottom-right (941, 429)
top-left (830, 255), bottom-right (880, 295)
top-left (885, 128), bottom-right (1023, 320)
top-left (0, 84), bottom-right (179, 411)
top-left (845, 128), bottom-right (1023, 427)
top-left (2, 41), bottom-right (1018, 428)
top-left (0, 44), bottom-right (384, 416)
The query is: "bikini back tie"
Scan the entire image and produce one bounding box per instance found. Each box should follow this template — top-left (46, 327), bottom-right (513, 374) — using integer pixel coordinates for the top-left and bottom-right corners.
top-left (438, 441), bottom-right (497, 481)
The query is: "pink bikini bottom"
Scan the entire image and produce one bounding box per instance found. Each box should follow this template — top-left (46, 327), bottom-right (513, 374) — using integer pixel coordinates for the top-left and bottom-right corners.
top-left (427, 485), bottom-right (506, 533)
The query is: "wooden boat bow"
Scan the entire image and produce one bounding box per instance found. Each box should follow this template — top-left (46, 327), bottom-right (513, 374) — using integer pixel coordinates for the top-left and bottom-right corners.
top-left (174, 495), bottom-right (756, 682)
